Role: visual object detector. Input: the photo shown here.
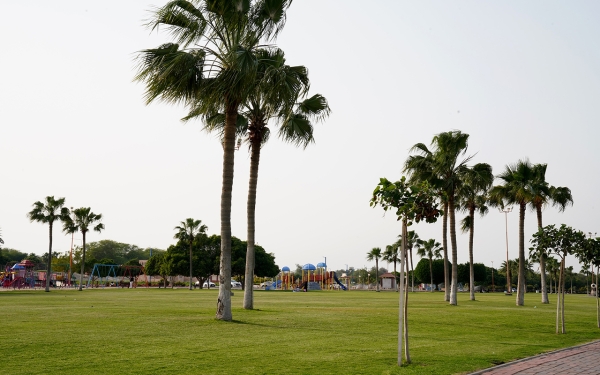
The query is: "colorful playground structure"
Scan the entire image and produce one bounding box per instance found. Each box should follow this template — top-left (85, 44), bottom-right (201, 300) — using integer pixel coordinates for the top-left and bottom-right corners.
top-left (273, 263), bottom-right (348, 291)
top-left (0, 260), bottom-right (67, 289)
top-left (1, 260), bottom-right (146, 289)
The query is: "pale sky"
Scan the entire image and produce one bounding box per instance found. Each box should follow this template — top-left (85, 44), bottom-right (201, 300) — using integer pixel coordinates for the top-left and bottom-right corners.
top-left (1, 1), bottom-right (599, 274)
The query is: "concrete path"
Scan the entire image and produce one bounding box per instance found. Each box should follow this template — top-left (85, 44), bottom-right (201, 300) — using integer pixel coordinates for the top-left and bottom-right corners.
top-left (469, 340), bottom-right (600, 375)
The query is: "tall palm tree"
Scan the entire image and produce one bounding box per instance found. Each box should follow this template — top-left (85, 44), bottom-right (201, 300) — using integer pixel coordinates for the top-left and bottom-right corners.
top-left (458, 163), bottom-right (493, 301)
top-left (527, 163), bottom-right (574, 304)
top-left (174, 218), bottom-right (208, 290)
top-left (135, 0), bottom-right (292, 321)
top-left (490, 159), bottom-right (536, 306)
top-left (62, 207), bottom-right (104, 291)
top-left (367, 247), bottom-right (383, 292)
top-left (383, 244), bottom-right (399, 291)
top-left (415, 239), bottom-right (442, 292)
top-left (27, 196), bottom-right (70, 292)
top-left (404, 130), bottom-right (472, 305)
top-left (190, 49), bottom-right (330, 309)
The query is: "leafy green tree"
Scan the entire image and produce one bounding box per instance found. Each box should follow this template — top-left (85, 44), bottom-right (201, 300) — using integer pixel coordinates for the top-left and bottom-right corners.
top-left (174, 218), bottom-right (208, 290)
top-left (62, 207), bottom-right (104, 291)
top-left (366, 248), bottom-right (383, 292)
top-left (458, 163), bottom-right (493, 300)
top-left (404, 130), bottom-right (472, 305)
top-left (531, 224), bottom-right (585, 333)
top-left (136, 0), bottom-right (293, 321)
top-left (27, 196), bottom-right (70, 292)
top-left (416, 239), bottom-right (442, 292)
top-left (371, 176), bottom-right (441, 365)
top-left (575, 236), bottom-right (600, 327)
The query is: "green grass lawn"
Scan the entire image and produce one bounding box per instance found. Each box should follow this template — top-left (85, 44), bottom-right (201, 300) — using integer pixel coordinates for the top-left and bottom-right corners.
top-left (1, 288), bottom-right (598, 375)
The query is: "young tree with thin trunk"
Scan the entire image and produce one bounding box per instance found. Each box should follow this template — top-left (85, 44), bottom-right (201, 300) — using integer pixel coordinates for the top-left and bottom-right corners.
top-left (174, 218), bottom-right (207, 290)
top-left (371, 176), bottom-right (441, 366)
top-left (531, 224), bottom-right (585, 333)
top-left (27, 196), bottom-right (70, 292)
top-left (62, 207), bottom-right (104, 291)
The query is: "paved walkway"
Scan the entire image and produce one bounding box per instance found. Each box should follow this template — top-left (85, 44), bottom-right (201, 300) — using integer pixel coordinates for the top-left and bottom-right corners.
top-left (470, 340), bottom-right (600, 375)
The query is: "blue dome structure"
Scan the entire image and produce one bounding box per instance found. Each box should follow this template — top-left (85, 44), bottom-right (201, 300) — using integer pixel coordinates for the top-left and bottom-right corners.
top-left (316, 262), bottom-right (326, 268)
top-left (302, 263), bottom-right (316, 271)
top-left (281, 266), bottom-right (290, 272)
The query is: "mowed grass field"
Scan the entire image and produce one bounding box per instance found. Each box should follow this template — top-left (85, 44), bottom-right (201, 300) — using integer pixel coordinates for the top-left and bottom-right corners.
top-left (1, 288), bottom-right (599, 375)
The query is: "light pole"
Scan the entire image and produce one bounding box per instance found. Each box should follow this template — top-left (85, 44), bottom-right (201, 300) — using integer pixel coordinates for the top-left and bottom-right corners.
top-left (499, 207), bottom-right (512, 294)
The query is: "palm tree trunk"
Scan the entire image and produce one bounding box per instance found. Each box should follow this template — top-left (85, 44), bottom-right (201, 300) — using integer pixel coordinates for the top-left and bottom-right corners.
top-left (375, 258), bottom-right (380, 292)
top-left (46, 222), bottom-right (53, 292)
top-left (409, 247), bottom-right (414, 292)
top-left (216, 102), bottom-right (237, 321)
top-left (189, 241), bottom-right (193, 291)
top-left (78, 231), bottom-right (86, 291)
top-left (393, 258), bottom-right (398, 292)
top-left (397, 220), bottom-right (407, 366)
top-left (404, 254), bottom-right (411, 364)
top-left (596, 265), bottom-right (599, 328)
top-left (429, 256), bottom-right (434, 292)
top-left (442, 201), bottom-right (450, 302)
top-left (244, 135), bottom-right (261, 309)
top-left (536, 205), bottom-right (549, 304)
top-left (449, 196), bottom-right (458, 306)
top-left (560, 258), bottom-right (566, 333)
top-left (516, 202), bottom-right (526, 306)
top-left (469, 208), bottom-right (475, 301)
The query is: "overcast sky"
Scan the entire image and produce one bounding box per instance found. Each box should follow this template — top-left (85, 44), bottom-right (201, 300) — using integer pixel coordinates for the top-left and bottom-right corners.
top-left (1, 1), bottom-right (599, 274)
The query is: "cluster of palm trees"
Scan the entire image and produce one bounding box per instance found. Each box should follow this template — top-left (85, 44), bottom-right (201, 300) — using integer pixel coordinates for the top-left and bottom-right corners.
top-left (402, 130), bottom-right (572, 306)
top-left (135, 1), bottom-right (329, 320)
top-left (369, 232), bottom-right (442, 294)
top-left (27, 196), bottom-right (104, 292)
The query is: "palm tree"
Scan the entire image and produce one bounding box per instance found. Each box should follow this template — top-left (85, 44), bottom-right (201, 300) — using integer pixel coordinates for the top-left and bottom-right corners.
top-left (27, 196), bottom-right (70, 292)
top-left (458, 163), bottom-right (493, 300)
top-left (135, 0), bottom-right (292, 321)
top-left (415, 239), bottom-right (442, 292)
top-left (489, 159), bottom-right (537, 306)
top-left (366, 247), bottom-right (383, 292)
top-left (174, 218), bottom-right (208, 290)
top-left (546, 257), bottom-right (560, 294)
top-left (383, 245), bottom-right (399, 291)
top-left (527, 163), bottom-right (574, 304)
top-left (62, 207), bottom-right (104, 291)
top-left (396, 231), bottom-right (420, 292)
top-left (404, 130), bottom-right (472, 305)
top-left (191, 49), bottom-right (330, 309)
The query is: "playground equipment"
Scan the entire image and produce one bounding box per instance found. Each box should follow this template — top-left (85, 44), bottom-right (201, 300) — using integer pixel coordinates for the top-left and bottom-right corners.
top-left (86, 264), bottom-right (147, 288)
top-left (299, 263), bottom-right (347, 291)
top-left (2, 260), bottom-right (37, 289)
